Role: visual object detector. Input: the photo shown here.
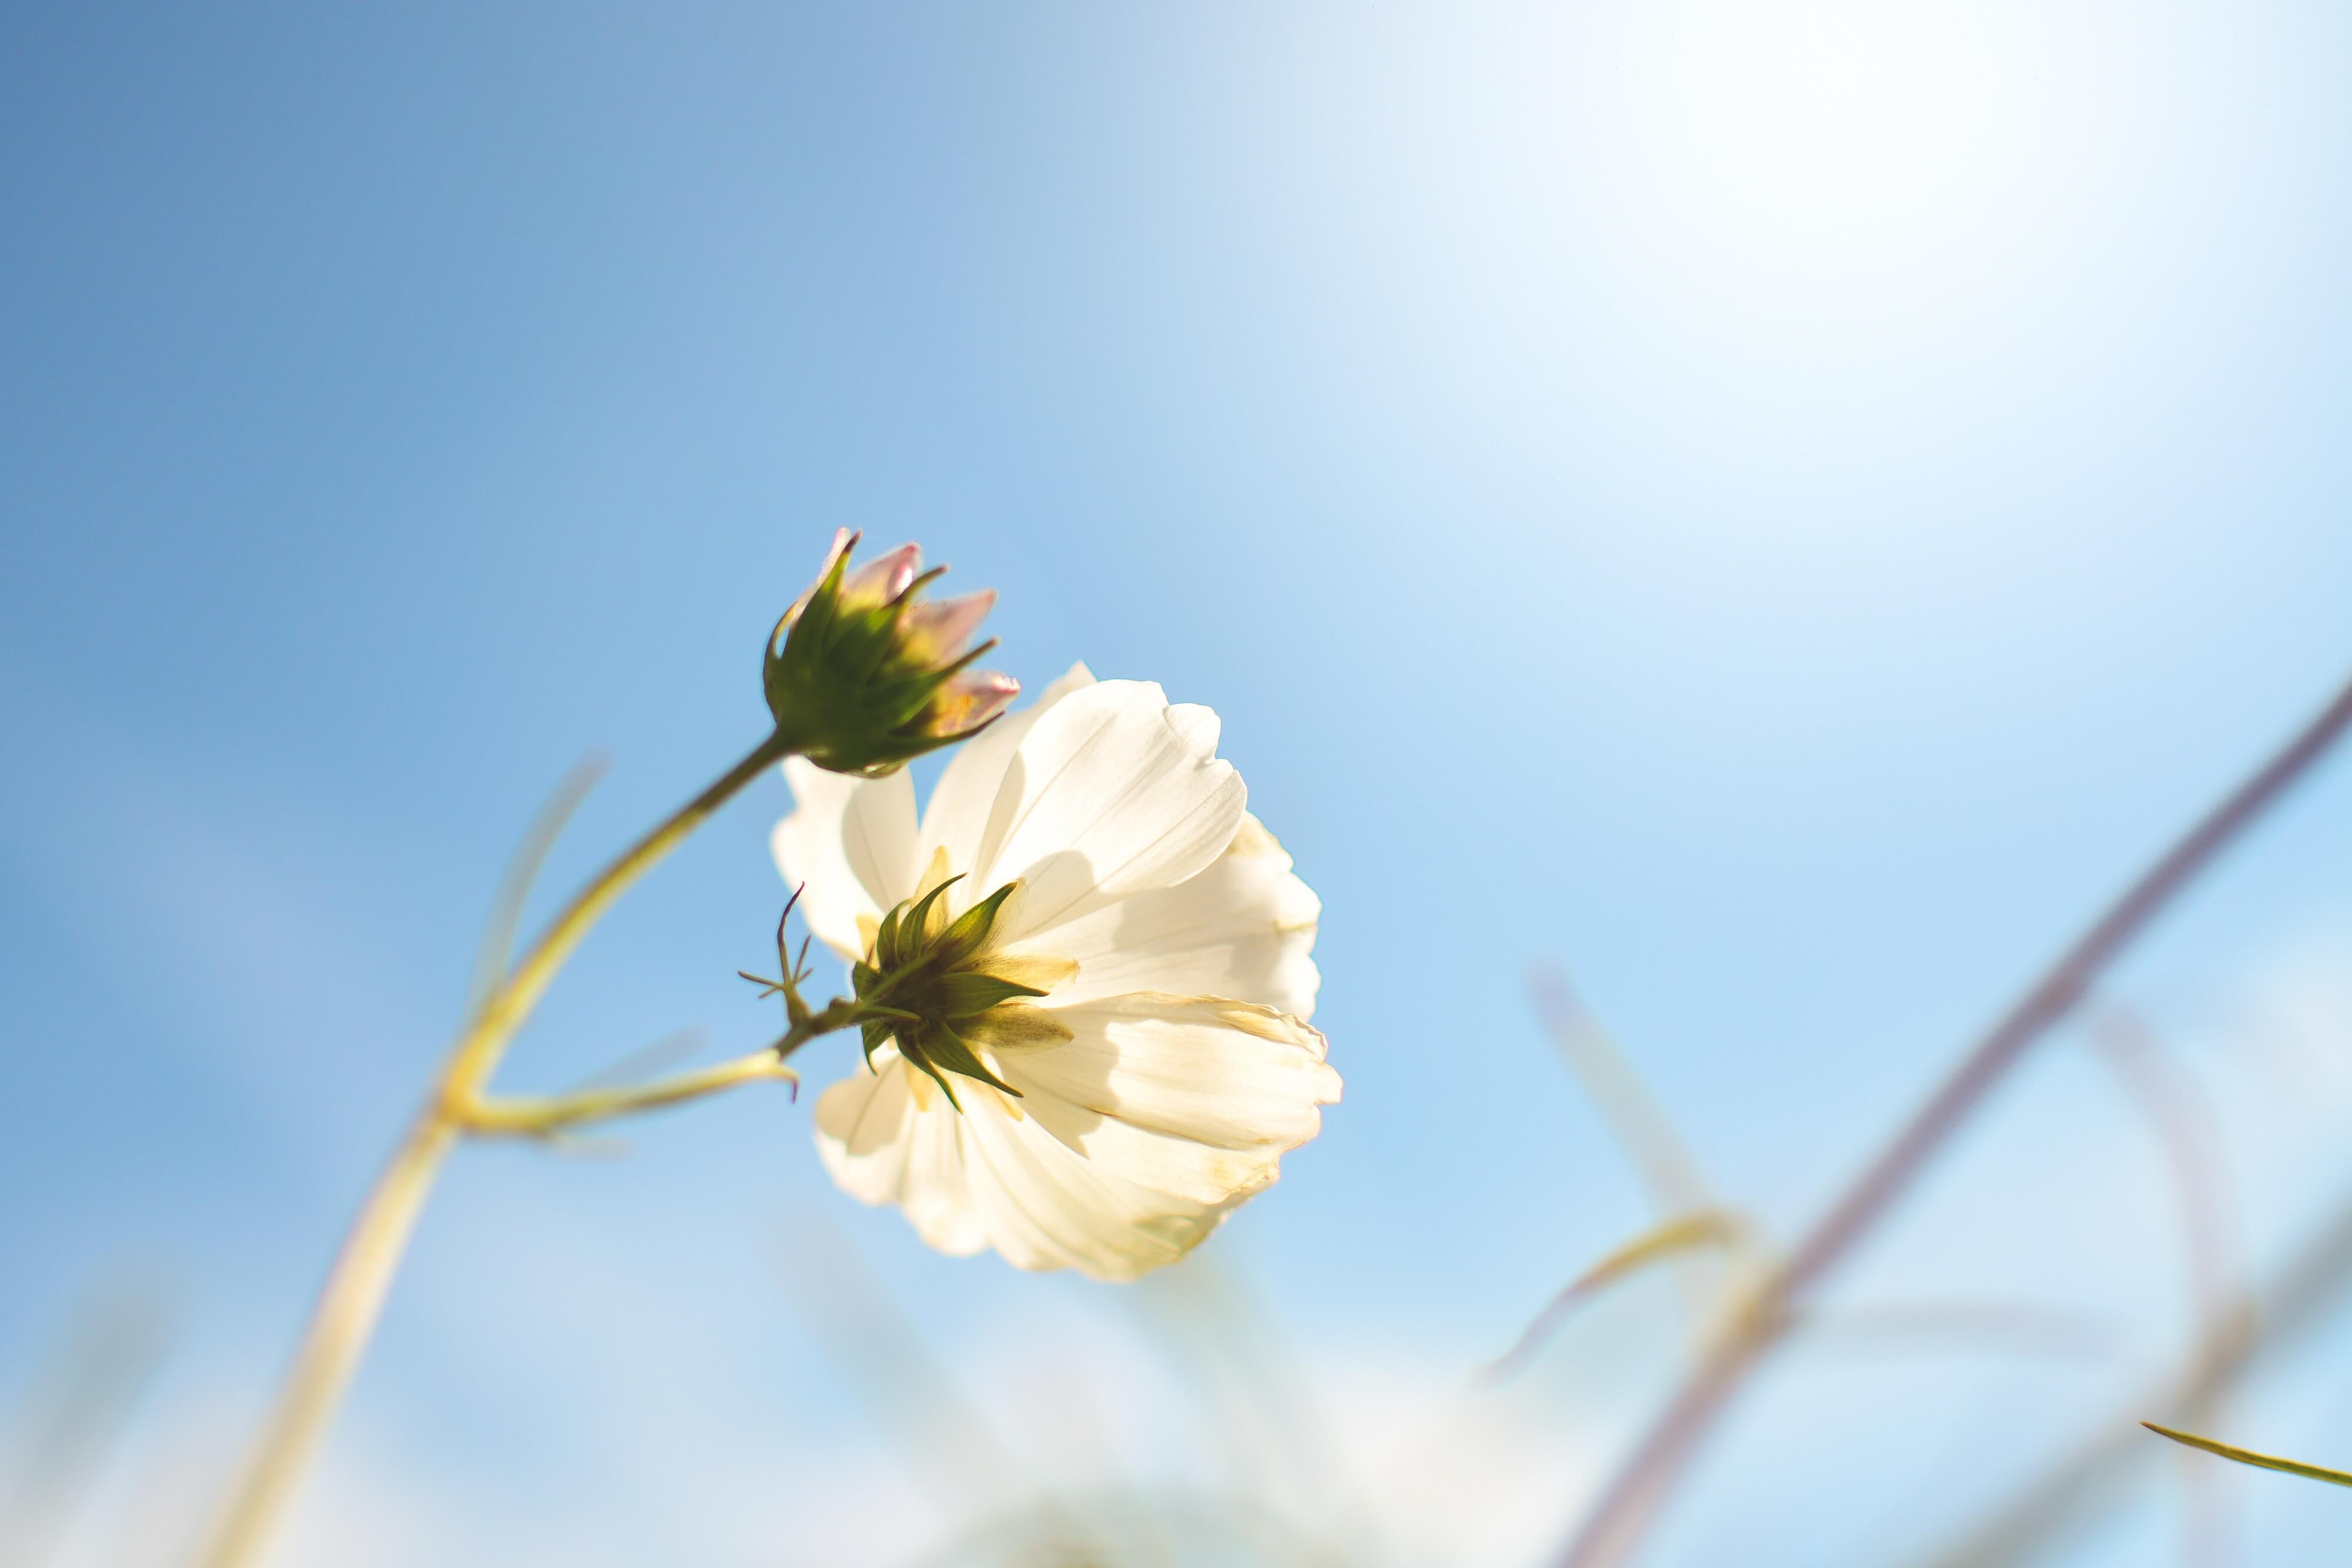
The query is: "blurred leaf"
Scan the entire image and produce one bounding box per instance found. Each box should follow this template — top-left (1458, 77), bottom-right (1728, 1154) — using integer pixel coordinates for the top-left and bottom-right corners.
top-left (1529, 968), bottom-right (1713, 1217)
top-left (0, 1275), bottom-right (173, 1567)
top-left (1479, 1209), bottom-right (1744, 1385)
top-left (463, 753), bottom-right (606, 1023)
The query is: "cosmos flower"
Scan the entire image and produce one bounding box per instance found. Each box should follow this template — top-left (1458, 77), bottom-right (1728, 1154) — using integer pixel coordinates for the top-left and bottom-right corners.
top-left (773, 666), bottom-right (1338, 1280)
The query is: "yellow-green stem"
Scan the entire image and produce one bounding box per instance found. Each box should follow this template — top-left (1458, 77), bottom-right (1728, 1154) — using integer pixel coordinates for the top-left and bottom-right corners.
top-left (2143, 1423), bottom-right (2352, 1487)
top-left (193, 729), bottom-right (791, 1568)
top-left (464, 1046), bottom-right (798, 1136)
top-left (440, 731), bottom-right (794, 1106)
top-left (192, 1110), bottom-right (454, 1568)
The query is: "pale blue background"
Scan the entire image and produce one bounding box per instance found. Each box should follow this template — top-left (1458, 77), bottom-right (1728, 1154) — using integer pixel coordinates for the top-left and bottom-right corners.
top-left (4, 4), bottom-right (2351, 1564)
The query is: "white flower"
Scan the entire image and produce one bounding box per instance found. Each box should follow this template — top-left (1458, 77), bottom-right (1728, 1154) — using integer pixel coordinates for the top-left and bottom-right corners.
top-left (772, 664), bottom-right (1338, 1281)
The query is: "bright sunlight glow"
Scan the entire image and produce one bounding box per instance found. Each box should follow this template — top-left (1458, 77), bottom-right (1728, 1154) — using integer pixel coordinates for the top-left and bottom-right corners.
top-left (1617, 0), bottom-right (2053, 281)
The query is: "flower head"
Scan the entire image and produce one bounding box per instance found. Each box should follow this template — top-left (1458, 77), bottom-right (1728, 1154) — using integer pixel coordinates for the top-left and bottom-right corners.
top-left (773, 666), bottom-right (1338, 1281)
top-left (764, 530), bottom-right (1018, 777)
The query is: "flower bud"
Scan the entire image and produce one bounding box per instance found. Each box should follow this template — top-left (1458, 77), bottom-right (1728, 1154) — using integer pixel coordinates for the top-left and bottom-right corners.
top-left (764, 530), bottom-right (1018, 776)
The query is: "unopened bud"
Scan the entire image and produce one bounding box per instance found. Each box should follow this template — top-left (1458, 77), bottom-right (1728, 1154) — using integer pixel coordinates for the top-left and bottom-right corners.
top-left (897, 590), bottom-right (998, 665)
top-left (763, 530), bottom-right (1018, 777)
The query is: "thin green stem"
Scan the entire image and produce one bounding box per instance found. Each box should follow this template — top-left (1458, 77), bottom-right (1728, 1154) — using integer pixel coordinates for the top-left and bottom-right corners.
top-left (2143, 1423), bottom-right (2352, 1488)
top-left (461, 995), bottom-right (880, 1138)
top-left (440, 731), bottom-right (794, 1106)
top-left (466, 1047), bottom-right (797, 1136)
top-left (191, 1111), bottom-right (456, 1568)
top-left (194, 728), bottom-right (794, 1568)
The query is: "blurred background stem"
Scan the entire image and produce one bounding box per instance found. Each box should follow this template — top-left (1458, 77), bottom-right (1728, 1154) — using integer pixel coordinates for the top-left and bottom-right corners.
top-left (191, 728), bottom-right (791, 1568)
top-left (1555, 667), bottom-right (2352, 1568)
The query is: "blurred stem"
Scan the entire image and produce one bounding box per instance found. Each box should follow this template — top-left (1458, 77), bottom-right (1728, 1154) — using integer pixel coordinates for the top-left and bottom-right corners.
top-left (2093, 1011), bottom-right (2240, 1568)
top-left (193, 728), bottom-right (794, 1568)
top-left (1531, 968), bottom-right (1714, 1217)
top-left (1909, 1176), bottom-right (2352, 1568)
top-left (1529, 969), bottom-right (1736, 1330)
top-left (1910, 1185), bottom-right (2352, 1561)
top-left (1554, 668), bottom-right (2352, 1568)
top-left (192, 1111), bottom-right (455, 1568)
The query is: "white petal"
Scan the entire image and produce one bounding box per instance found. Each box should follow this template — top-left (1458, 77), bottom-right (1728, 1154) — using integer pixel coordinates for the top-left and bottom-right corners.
top-left (976, 681), bottom-right (1248, 942)
top-left (816, 995), bottom-right (1335, 1279)
top-left (811, 1050), bottom-right (914, 1202)
top-left (1010, 1080), bottom-right (1287, 1207)
top-left (1033, 813), bottom-right (1321, 1018)
top-left (917, 661), bottom-right (1096, 884)
top-left (772, 759), bottom-right (919, 961)
top-left (1164, 702), bottom-right (1221, 755)
top-left (812, 1051), bottom-right (987, 1256)
top-left (956, 1092), bottom-right (1239, 1280)
top-left (998, 994), bottom-right (1339, 1195)
top-left (901, 1097), bottom-right (990, 1256)
top-left (818, 1053), bottom-right (1232, 1278)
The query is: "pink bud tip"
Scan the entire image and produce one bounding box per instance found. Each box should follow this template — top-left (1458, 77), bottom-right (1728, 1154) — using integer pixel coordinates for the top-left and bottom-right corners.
top-left (841, 543), bottom-right (921, 607)
top-left (900, 589), bottom-right (997, 662)
top-left (932, 670), bottom-right (1020, 734)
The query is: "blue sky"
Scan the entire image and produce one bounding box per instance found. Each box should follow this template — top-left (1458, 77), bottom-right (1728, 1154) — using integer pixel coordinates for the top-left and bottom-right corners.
top-left (5, 3), bottom-right (2351, 1564)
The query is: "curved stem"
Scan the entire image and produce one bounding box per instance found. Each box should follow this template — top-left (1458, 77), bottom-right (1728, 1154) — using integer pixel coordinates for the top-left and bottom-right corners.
top-left (462, 991), bottom-right (884, 1138)
top-left (466, 1047), bottom-right (799, 1136)
top-left (193, 728), bottom-right (793, 1568)
top-left (191, 1111), bottom-right (455, 1568)
top-left (1554, 668), bottom-right (2352, 1568)
top-left (440, 731), bottom-right (794, 1106)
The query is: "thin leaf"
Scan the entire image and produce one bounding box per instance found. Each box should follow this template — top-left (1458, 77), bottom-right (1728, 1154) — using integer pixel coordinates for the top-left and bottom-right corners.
top-left (556, 1027), bottom-right (706, 1095)
top-left (2143, 1423), bottom-right (2352, 1487)
top-left (1478, 1209), bottom-right (1743, 1385)
top-left (1530, 967), bottom-right (1714, 1219)
top-left (464, 754), bottom-right (607, 1024)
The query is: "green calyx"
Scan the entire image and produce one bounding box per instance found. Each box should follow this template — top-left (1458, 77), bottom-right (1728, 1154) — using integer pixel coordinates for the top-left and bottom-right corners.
top-left (763, 534), bottom-right (1001, 778)
top-left (850, 875), bottom-right (1070, 1111)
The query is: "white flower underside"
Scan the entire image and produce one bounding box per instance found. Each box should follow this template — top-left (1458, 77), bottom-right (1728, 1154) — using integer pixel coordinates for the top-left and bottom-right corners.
top-left (773, 665), bottom-right (1338, 1281)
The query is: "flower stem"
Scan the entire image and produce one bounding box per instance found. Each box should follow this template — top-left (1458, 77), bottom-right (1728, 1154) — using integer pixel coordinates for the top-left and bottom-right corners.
top-left (193, 728), bottom-right (794, 1568)
top-left (439, 731), bottom-right (796, 1108)
top-left (1553, 667), bottom-right (2352, 1568)
top-left (464, 1047), bottom-right (798, 1136)
top-left (461, 992), bottom-right (881, 1138)
top-left (192, 1111), bottom-right (455, 1568)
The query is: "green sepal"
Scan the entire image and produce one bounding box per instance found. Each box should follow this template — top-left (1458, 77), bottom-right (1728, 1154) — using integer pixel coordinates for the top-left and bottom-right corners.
top-left (770, 537), bottom-right (851, 679)
top-left (900, 1036), bottom-right (966, 1112)
top-left (898, 874), bottom-right (964, 952)
top-left (919, 1026), bottom-right (1023, 1101)
top-left (846, 595), bottom-right (921, 683)
top-left (934, 882), bottom-right (1017, 967)
top-left (933, 971), bottom-right (1050, 1019)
